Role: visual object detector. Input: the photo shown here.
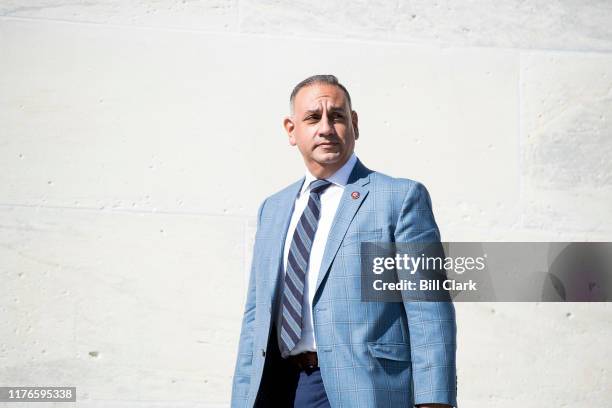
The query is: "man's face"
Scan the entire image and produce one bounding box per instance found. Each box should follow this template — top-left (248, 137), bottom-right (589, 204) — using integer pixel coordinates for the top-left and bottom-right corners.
top-left (284, 83), bottom-right (359, 177)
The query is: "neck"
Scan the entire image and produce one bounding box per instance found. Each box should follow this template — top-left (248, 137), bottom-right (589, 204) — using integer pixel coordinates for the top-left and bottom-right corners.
top-left (305, 157), bottom-right (349, 179)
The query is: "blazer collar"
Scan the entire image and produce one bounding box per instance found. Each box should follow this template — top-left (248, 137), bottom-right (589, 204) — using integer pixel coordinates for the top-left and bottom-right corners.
top-left (313, 157), bottom-right (372, 296)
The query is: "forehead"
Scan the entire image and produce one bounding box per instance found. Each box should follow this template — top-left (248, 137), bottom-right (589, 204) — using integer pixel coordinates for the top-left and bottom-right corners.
top-left (293, 83), bottom-right (349, 111)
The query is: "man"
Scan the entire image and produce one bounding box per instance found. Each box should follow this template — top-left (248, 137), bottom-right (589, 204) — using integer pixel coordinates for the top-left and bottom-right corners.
top-left (231, 75), bottom-right (457, 407)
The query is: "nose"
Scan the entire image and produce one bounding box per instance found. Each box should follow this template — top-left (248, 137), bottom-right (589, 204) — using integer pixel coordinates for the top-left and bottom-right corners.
top-left (318, 113), bottom-right (334, 136)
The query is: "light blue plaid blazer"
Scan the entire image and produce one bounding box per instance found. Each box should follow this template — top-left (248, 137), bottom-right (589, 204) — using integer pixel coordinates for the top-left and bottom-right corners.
top-left (232, 159), bottom-right (457, 407)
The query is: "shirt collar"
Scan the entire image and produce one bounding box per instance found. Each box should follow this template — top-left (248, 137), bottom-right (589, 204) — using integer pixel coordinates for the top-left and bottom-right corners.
top-left (300, 153), bottom-right (358, 195)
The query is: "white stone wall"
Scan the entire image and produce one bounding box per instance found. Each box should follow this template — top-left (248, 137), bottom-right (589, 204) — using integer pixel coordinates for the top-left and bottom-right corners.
top-left (1, 1), bottom-right (611, 407)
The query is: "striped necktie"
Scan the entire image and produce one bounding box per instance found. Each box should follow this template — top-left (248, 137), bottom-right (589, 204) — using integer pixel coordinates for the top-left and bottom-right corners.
top-left (279, 178), bottom-right (332, 356)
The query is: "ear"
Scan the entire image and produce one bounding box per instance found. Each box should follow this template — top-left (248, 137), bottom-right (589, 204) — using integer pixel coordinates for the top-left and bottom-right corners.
top-left (284, 116), bottom-right (297, 146)
top-left (351, 110), bottom-right (359, 140)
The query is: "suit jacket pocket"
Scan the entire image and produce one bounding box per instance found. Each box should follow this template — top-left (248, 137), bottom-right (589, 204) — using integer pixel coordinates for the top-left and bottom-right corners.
top-left (367, 342), bottom-right (412, 362)
top-left (341, 228), bottom-right (383, 247)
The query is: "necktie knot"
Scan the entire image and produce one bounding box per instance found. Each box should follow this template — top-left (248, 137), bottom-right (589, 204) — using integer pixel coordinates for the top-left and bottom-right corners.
top-left (308, 179), bottom-right (332, 195)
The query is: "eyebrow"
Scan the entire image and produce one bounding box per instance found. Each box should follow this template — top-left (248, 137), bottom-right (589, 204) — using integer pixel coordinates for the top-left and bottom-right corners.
top-left (303, 107), bottom-right (346, 117)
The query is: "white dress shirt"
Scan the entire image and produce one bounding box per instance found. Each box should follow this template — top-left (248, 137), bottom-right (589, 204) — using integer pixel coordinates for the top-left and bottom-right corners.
top-left (276, 153), bottom-right (358, 357)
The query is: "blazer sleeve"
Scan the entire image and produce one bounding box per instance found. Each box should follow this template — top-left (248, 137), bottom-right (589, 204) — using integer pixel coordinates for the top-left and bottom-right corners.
top-left (394, 182), bottom-right (458, 407)
top-left (231, 198), bottom-right (266, 407)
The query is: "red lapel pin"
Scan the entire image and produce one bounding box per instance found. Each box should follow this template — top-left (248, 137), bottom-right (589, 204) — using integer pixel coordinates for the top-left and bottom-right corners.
top-left (351, 191), bottom-right (360, 200)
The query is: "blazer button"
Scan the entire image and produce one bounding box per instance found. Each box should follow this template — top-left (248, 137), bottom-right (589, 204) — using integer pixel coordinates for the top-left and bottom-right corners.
top-left (261, 349), bottom-right (266, 357)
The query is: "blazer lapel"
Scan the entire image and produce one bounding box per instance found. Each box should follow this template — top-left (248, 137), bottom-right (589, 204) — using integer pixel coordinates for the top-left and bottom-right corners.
top-left (314, 159), bottom-right (372, 297)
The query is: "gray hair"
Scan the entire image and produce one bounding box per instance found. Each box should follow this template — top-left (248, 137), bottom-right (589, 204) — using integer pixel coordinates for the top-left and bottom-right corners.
top-left (289, 74), bottom-right (353, 114)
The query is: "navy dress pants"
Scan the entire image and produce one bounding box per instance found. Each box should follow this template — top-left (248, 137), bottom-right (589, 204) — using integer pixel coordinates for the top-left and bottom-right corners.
top-left (255, 325), bottom-right (331, 408)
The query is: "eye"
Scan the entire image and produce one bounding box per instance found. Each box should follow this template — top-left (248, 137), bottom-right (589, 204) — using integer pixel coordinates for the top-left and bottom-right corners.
top-left (305, 115), bottom-right (320, 122)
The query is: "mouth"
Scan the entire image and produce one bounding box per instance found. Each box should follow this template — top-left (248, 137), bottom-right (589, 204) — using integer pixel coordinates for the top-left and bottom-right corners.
top-left (316, 142), bottom-right (339, 148)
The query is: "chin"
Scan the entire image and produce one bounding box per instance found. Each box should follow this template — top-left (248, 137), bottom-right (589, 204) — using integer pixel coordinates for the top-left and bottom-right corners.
top-left (314, 152), bottom-right (343, 164)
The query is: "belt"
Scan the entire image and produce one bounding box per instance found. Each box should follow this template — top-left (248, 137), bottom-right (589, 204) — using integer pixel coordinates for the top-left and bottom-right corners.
top-left (287, 351), bottom-right (318, 371)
